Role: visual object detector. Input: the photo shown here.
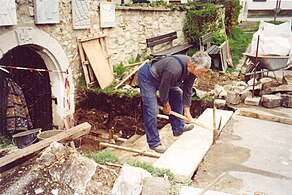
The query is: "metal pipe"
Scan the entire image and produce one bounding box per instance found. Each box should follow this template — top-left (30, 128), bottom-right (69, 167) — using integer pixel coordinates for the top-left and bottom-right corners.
top-left (252, 35), bottom-right (260, 98)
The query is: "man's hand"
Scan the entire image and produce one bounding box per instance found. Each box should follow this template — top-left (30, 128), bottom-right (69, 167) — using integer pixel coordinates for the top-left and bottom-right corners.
top-left (184, 106), bottom-right (193, 123)
top-left (163, 103), bottom-right (171, 115)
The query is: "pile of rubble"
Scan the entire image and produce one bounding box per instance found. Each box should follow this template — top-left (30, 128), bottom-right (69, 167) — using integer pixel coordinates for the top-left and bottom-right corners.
top-left (213, 74), bottom-right (292, 108)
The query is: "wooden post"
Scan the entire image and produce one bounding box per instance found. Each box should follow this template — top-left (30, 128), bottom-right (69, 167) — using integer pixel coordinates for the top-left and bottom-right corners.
top-left (99, 142), bottom-right (160, 158)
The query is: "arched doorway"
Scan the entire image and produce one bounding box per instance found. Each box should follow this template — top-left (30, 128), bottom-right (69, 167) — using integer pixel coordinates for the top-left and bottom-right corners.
top-left (0, 45), bottom-right (52, 131)
top-left (0, 27), bottom-right (74, 136)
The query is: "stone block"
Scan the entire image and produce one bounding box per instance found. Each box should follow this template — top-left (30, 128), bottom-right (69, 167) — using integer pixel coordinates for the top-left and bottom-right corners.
top-left (244, 95), bottom-right (261, 106)
top-left (112, 164), bottom-right (152, 195)
top-left (261, 95), bottom-right (282, 108)
top-left (214, 99), bottom-right (226, 108)
top-left (226, 90), bottom-right (240, 105)
top-left (240, 89), bottom-right (252, 101)
top-left (281, 94), bottom-right (292, 108)
top-left (142, 177), bottom-right (169, 195)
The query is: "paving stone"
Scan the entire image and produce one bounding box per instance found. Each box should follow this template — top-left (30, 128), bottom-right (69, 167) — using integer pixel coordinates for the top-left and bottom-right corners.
top-left (226, 90), bottom-right (241, 105)
top-left (112, 164), bottom-right (152, 195)
top-left (142, 177), bottom-right (169, 195)
top-left (281, 94), bottom-right (292, 108)
top-left (261, 94), bottom-right (282, 108)
top-left (214, 99), bottom-right (226, 108)
top-left (244, 95), bottom-right (261, 106)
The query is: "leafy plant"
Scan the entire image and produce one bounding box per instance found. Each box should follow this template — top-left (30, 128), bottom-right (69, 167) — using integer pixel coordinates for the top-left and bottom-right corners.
top-left (211, 32), bottom-right (226, 46)
top-left (113, 62), bottom-right (127, 79)
top-left (0, 135), bottom-right (12, 149)
top-left (183, 3), bottom-right (219, 45)
top-left (219, 0), bottom-right (242, 33)
top-left (84, 150), bottom-right (120, 165)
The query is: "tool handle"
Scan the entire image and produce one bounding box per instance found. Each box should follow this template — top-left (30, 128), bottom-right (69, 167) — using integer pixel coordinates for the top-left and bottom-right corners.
top-left (158, 106), bottom-right (213, 131)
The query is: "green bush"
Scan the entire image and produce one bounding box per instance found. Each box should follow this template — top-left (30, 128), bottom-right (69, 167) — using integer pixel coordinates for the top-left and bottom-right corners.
top-left (183, 3), bottom-right (219, 45)
top-left (113, 62), bottom-right (127, 79)
top-left (211, 32), bottom-right (226, 46)
top-left (220, 0), bottom-right (242, 33)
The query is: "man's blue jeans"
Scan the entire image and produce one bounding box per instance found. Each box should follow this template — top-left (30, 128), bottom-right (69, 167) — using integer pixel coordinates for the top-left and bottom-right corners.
top-left (138, 63), bottom-right (184, 148)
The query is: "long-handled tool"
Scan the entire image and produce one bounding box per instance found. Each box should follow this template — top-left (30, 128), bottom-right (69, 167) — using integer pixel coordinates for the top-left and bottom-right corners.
top-left (158, 106), bottom-right (216, 131)
top-left (158, 106), bottom-right (222, 142)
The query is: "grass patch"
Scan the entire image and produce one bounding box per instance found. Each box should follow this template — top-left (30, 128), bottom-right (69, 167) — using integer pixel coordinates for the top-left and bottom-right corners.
top-left (226, 67), bottom-right (237, 74)
top-left (228, 27), bottom-right (255, 65)
top-left (84, 150), bottom-right (120, 165)
top-left (128, 161), bottom-right (173, 179)
top-left (0, 135), bottom-right (13, 149)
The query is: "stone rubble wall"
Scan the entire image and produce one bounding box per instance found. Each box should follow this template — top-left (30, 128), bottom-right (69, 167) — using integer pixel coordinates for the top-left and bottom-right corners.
top-left (0, 0), bottom-right (187, 79)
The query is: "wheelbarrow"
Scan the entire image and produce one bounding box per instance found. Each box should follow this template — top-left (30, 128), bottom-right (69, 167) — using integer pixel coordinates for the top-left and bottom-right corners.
top-left (243, 52), bottom-right (292, 81)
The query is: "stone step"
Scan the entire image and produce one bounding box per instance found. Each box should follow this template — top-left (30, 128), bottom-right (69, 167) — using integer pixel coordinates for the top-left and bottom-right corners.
top-left (153, 108), bottom-right (234, 182)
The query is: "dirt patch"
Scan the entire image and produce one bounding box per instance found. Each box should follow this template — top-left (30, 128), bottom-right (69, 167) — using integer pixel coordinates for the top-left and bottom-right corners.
top-left (194, 70), bottom-right (243, 92)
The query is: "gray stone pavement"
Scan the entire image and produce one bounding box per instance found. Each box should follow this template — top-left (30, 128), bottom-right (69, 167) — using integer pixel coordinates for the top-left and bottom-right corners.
top-left (191, 107), bottom-right (292, 195)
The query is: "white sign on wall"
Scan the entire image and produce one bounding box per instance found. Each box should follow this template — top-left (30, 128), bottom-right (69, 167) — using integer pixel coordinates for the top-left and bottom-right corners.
top-left (0, 0), bottom-right (17, 26)
top-left (72, 0), bottom-right (90, 29)
top-left (34, 0), bottom-right (60, 24)
top-left (100, 2), bottom-right (115, 28)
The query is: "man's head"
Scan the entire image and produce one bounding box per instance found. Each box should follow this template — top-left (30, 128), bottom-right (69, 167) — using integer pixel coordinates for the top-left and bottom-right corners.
top-left (187, 52), bottom-right (211, 77)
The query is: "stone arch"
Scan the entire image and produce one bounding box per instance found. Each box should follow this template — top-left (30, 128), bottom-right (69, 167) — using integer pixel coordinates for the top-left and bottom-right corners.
top-left (0, 27), bottom-right (74, 129)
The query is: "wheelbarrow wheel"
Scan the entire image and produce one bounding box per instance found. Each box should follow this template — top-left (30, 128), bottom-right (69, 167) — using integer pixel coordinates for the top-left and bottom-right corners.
top-left (244, 64), bottom-right (264, 82)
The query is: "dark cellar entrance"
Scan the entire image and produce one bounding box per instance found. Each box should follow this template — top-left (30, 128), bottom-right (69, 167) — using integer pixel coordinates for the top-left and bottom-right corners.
top-left (0, 45), bottom-right (53, 133)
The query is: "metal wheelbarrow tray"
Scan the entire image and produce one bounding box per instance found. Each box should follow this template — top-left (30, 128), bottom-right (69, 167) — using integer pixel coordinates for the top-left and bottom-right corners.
top-left (243, 53), bottom-right (291, 71)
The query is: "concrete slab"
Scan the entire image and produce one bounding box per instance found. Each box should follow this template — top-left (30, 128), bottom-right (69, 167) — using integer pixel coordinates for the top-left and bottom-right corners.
top-left (236, 106), bottom-right (292, 125)
top-left (180, 186), bottom-right (233, 195)
top-left (153, 109), bottom-right (234, 181)
top-left (192, 113), bottom-right (292, 194)
top-left (230, 114), bottom-right (292, 194)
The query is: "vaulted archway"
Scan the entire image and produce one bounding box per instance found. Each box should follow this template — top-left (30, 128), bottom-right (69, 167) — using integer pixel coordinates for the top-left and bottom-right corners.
top-left (0, 27), bottom-right (74, 131)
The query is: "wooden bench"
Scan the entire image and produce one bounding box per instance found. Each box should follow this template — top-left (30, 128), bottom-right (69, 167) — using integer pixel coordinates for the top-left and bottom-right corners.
top-left (146, 32), bottom-right (193, 57)
top-left (199, 32), bottom-right (221, 70)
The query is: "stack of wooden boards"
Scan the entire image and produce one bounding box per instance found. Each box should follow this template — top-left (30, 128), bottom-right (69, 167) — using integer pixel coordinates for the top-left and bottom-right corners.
top-left (77, 35), bottom-right (114, 89)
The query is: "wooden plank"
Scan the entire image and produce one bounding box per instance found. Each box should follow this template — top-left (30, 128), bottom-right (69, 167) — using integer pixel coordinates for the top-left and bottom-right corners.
top-left (226, 40), bottom-right (234, 67)
top-left (82, 39), bottom-right (114, 89)
top-left (84, 60), bottom-right (96, 84)
top-left (77, 40), bottom-right (91, 88)
top-left (114, 59), bottom-right (149, 89)
top-left (80, 35), bottom-right (106, 43)
top-left (152, 44), bottom-right (193, 57)
top-left (238, 108), bottom-right (292, 125)
top-left (99, 142), bottom-right (160, 158)
top-left (124, 61), bottom-right (143, 67)
top-left (199, 32), bottom-right (212, 51)
top-left (0, 122), bottom-right (91, 169)
top-left (99, 37), bottom-right (113, 72)
top-left (219, 41), bottom-right (228, 72)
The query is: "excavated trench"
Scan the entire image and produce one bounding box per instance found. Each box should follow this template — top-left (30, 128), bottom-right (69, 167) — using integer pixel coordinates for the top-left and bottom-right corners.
top-left (74, 88), bottom-right (227, 151)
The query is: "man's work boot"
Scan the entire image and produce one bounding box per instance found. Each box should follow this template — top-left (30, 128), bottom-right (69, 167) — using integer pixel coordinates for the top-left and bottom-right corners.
top-left (173, 124), bottom-right (195, 137)
top-left (150, 144), bottom-right (167, 154)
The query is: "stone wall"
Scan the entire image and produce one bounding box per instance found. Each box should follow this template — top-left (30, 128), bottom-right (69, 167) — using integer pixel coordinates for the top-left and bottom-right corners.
top-left (0, 1), bottom-right (188, 77)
